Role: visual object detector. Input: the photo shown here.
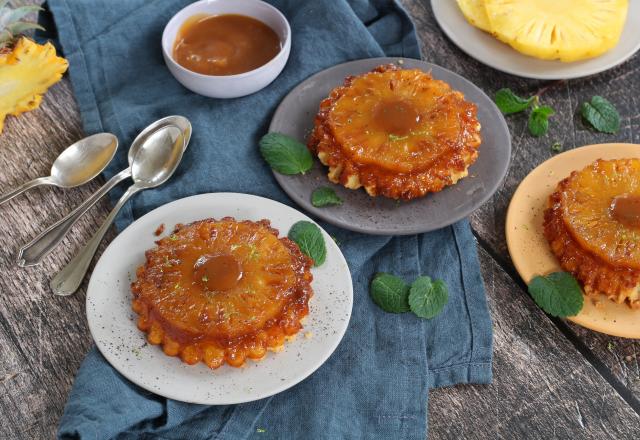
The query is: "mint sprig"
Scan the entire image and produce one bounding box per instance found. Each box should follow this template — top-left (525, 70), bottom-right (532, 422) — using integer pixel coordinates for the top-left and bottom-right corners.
top-left (528, 272), bottom-right (584, 317)
top-left (581, 96), bottom-right (620, 134)
top-left (494, 88), bottom-right (534, 114)
top-left (370, 273), bottom-right (449, 319)
top-left (311, 187), bottom-right (343, 208)
top-left (494, 89), bottom-right (554, 137)
top-left (528, 105), bottom-right (555, 138)
top-left (288, 221), bottom-right (326, 267)
top-left (259, 132), bottom-right (313, 175)
top-left (370, 273), bottom-right (410, 313)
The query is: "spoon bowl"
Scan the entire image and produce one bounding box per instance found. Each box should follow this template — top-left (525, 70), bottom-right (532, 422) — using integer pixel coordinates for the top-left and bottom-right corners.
top-left (50, 133), bottom-right (119, 187)
top-left (131, 125), bottom-right (185, 187)
top-left (0, 132), bottom-right (118, 206)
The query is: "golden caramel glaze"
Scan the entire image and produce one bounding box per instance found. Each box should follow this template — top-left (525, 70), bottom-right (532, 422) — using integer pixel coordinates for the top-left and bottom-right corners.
top-left (131, 218), bottom-right (314, 369)
top-left (544, 163), bottom-right (640, 309)
top-left (308, 64), bottom-right (482, 200)
top-left (559, 159), bottom-right (640, 269)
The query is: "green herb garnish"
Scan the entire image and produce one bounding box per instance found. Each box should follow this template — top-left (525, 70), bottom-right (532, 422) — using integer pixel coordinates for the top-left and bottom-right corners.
top-left (288, 221), bottom-right (326, 266)
top-left (581, 96), bottom-right (620, 134)
top-left (388, 134), bottom-right (409, 141)
top-left (527, 272), bottom-right (583, 317)
top-left (494, 89), bottom-right (554, 137)
top-left (551, 142), bottom-right (563, 153)
top-left (311, 186), bottom-right (343, 208)
top-left (259, 132), bottom-right (313, 175)
top-left (408, 276), bottom-right (448, 319)
top-left (369, 274), bottom-right (449, 319)
top-left (369, 273), bottom-right (410, 313)
top-left (528, 105), bottom-right (555, 137)
top-left (494, 88), bottom-right (534, 114)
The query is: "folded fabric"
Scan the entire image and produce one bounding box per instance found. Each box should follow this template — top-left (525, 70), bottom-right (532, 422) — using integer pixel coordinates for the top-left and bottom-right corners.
top-left (48, 1), bottom-right (493, 438)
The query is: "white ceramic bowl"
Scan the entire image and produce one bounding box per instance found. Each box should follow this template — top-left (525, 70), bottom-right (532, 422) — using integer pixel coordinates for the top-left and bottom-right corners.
top-left (162, 0), bottom-right (291, 98)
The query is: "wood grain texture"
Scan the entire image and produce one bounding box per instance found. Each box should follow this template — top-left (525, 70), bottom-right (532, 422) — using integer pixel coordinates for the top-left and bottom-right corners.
top-left (0, 0), bottom-right (639, 438)
top-left (429, 247), bottom-right (640, 439)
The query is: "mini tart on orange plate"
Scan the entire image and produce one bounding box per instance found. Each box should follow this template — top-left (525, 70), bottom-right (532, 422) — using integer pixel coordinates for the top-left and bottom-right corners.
top-left (543, 158), bottom-right (640, 309)
top-left (308, 64), bottom-right (482, 200)
top-left (131, 217), bottom-right (313, 369)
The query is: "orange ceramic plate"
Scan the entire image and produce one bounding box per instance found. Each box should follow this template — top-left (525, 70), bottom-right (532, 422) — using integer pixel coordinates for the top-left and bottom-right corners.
top-left (506, 143), bottom-right (640, 339)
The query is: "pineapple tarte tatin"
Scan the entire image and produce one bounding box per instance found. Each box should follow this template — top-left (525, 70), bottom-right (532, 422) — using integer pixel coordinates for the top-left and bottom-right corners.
top-left (544, 159), bottom-right (640, 309)
top-left (131, 217), bottom-right (314, 369)
top-left (308, 64), bottom-right (481, 200)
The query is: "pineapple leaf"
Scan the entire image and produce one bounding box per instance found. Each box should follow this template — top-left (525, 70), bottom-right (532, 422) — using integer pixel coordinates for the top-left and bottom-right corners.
top-left (0, 5), bottom-right (42, 27)
top-left (4, 21), bottom-right (44, 34)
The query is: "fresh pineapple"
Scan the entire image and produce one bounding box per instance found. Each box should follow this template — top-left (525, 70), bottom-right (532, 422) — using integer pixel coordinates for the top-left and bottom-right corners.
top-left (0, 1), bottom-right (68, 133)
top-left (484, 0), bottom-right (628, 62)
top-left (456, 0), bottom-right (491, 32)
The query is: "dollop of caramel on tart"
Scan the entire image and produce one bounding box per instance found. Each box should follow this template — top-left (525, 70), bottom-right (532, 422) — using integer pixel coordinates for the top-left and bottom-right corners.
top-left (543, 159), bottom-right (640, 308)
top-left (308, 64), bottom-right (482, 200)
top-left (131, 218), bottom-right (314, 369)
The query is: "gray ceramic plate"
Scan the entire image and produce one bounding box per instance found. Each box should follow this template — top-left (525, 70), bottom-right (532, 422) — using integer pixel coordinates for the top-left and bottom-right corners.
top-left (270, 57), bottom-right (511, 235)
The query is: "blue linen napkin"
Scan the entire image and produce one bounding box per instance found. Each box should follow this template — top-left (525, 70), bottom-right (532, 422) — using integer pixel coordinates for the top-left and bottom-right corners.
top-left (48, 1), bottom-right (493, 438)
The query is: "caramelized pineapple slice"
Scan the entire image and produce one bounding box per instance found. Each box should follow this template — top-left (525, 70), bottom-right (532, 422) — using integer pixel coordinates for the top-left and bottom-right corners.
top-left (485, 0), bottom-right (628, 62)
top-left (561, 159), bottom-right (640, 269)
top-left (0, 37), bottom-right (68, 133)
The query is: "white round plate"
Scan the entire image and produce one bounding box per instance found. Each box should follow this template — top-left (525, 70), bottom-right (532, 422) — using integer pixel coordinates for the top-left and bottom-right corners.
top-left (431, 0), bottom-right (640, 80)
top-left (86, 193), bottom-right (353, 405)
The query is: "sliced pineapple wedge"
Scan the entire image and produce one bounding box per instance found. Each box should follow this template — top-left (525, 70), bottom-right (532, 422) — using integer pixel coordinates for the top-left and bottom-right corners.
top-left (485, 0), bottom-right (628, 62)
top-left (0, 37), bottom-right (68, 133)
top-left (456, 0), bottom-right (491, 32)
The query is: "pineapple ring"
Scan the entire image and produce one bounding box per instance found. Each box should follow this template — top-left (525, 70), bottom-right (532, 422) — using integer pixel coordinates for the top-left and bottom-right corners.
top-left (544, 188), bottom-right (640, 309)
top-left (308, 64), bottom-right (481, 200)
top-left (484, 0), bottom-right (628, 62)
top-left (558, 159), bottom-right (640, 270)
top-left (131, 218), bottom-right (313, 369)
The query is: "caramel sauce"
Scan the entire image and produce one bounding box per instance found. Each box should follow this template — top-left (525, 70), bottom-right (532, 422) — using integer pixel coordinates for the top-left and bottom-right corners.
top-left (193, 254), bottom-right (242, 291)
top-left (173, 14), bottom-right (281, 76)
top-left (372, 100), bottom-right (420, 135)
top-left (611, 195), bottom-right (640, 228)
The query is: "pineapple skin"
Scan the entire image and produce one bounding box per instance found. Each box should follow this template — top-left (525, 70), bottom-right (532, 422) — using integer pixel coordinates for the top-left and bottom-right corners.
top-left (0, 37), bottom-right (68, 133)
top-left (484, 0), bottom-right (628, 62)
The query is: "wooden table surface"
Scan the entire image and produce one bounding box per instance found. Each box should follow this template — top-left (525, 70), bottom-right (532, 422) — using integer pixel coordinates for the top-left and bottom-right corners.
top-left (1, 1), bottom-right (639, 438)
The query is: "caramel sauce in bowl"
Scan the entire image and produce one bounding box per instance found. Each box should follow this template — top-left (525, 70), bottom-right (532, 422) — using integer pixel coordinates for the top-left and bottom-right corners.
top-left (161, 0), bottom-right (291, 98)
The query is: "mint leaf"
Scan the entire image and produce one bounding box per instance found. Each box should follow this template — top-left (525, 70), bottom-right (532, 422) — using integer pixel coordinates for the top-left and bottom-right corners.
top-left (528, 105), bottom-right (555, 137)
top-left (259, 133), bottom-right (313, 175)
top-left (311, 187), bottom-right (343, 208)
top-left (551, 142), bottom-right (563, 153)
top-left (408, 276), bottom-right (448, 319)
top-left (528, 272), bottom-right (584, 317)
top-left (288, 221), bottom-right (326, 266)
top-left (581, 96), bottom-right (620, 134)
top-left (494, 88), bottom-right (534, 115)
top-left (370, 273), bottom-right (410, 313)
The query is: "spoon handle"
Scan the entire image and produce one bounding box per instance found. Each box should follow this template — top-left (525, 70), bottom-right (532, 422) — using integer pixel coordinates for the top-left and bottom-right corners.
top-left (0, 177), bottom-right (53, 206)
top-left (17, 169), bottom-right (132, 267)
top-left (50, 184), bottom-right (142, 296)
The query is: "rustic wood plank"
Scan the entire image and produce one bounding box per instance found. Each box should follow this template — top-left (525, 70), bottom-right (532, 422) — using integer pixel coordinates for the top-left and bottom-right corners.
top-left (429, 247), bottom-right (640, 439)
top-left (0, 78), bottom-right (114, 439)
top-left (402, 0), bottom-right (640, 412)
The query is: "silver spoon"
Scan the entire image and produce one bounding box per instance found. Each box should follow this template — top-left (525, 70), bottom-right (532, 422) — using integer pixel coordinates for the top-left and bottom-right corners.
top-left (51, 124), bottom-right (187, 296)
top-left (17, 116), bottom-right (192, 267)
top-left (0, 133), bottom-right (118, 206)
